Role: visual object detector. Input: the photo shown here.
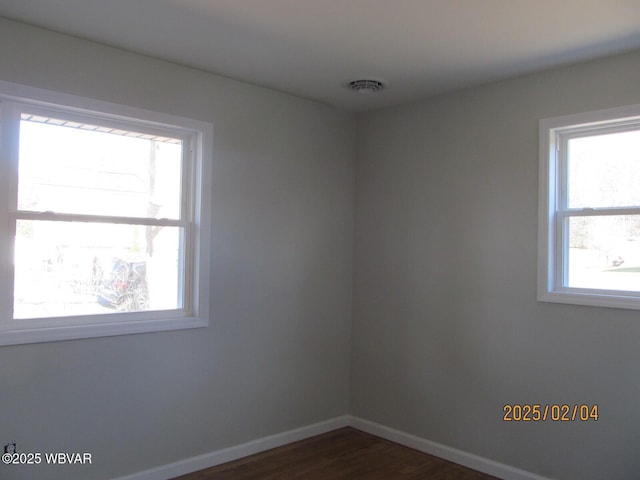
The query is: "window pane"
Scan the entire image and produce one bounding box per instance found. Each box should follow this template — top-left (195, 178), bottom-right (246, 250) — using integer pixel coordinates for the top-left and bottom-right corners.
top-left (567, 215), bottom-right (640, 291)
top-left (18, 116), bottom-right (182, 219)
top-left (568, 130), bottom-right (640, 208)
top-left (14, 220), bottom-right (183, 319)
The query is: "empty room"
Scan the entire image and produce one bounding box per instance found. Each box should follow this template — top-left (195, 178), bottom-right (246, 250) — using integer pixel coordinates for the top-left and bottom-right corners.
top-left (1, 2), bottom-right (640, 480)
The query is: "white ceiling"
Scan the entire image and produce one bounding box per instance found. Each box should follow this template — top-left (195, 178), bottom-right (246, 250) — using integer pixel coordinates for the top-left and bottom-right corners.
top-left (1, 0), bottom-right (640, 111)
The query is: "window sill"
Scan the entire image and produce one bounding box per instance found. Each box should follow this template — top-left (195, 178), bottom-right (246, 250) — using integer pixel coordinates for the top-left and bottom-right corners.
top-left (0, 313), bottom-right (208, 346)
top-left (538, 289), bottom-right (640, 310)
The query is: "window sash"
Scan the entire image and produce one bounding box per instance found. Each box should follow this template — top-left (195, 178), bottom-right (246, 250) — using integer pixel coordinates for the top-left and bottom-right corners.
top-left (554, 209), bottom-right (640, 295)
top-left (555, 125), bottom-right (640, 292)
top-left (11, 215), bottom-right (191, 318)
top-left (3, 103), bottom-right (195, 317)
top-left (13, 103), bottom-right (192, 221)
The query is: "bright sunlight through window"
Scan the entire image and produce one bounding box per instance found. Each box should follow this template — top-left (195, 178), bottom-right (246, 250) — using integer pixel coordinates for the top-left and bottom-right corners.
top-left (539, 105), bottom-right (640, 309)
top-left (0, 82), bottom-right (212, 345)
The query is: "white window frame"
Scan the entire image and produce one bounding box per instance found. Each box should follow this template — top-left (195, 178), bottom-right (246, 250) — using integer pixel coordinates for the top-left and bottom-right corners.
top-left (538, 104), bottom-right (640, 310)
top-left (0, 81), bottom-right (212, 345)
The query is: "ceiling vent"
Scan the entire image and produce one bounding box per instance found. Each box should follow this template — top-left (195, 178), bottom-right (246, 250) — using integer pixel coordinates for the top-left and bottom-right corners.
top-left (346, 79), bottom-right (387, 94)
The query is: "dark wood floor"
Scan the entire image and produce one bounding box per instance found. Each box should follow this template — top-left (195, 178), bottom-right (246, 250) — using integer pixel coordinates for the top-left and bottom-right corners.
top-left (172, 427), bottom-right (500, 480)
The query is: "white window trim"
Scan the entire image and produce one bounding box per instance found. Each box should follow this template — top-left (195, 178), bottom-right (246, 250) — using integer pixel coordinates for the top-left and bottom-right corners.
top-left (538, 103), bottom-right (640, 310)
top-left (0, 81), bottom-right (212, 345)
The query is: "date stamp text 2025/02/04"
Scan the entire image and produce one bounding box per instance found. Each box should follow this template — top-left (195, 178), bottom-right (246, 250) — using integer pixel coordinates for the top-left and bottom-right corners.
top-left (503, 404), bottom-right (599, 422)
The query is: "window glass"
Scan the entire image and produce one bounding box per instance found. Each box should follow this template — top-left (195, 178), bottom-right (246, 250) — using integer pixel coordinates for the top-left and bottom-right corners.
top-left (18, 115), bottom-right (183, 219)
top-left (14, 221), bottom-right (182, 319)
top-left (567, 215), bottom-right (640, 291)
top-left (567, 130), bottom-right (640, 209)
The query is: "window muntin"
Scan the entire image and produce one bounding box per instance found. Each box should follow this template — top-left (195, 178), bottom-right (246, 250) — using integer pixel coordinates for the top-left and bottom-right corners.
top-left (0, 82), bottom-right (211, 345)
top-left (539, 106), bottom-right (640, 309)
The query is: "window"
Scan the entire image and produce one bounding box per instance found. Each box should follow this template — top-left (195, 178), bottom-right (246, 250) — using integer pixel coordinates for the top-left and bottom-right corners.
top-left (0, 82), bottom-right (212, 345)
top-left (539, 104), bottom-right (640, 309)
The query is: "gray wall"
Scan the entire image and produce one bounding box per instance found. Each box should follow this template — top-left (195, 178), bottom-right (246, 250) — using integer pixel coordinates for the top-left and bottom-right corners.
top-left (0, 19), bottom-right (354, 480)
top-left (352, 50), bottom-right (640, 480)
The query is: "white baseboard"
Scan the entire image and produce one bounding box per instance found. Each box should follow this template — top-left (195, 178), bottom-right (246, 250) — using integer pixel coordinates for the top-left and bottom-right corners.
top-left (114, 414), bottom-right (553, 480)
top-left (348, 416), bottom-right (554, 480)
top-left (113, 415), bottom-right (350, 480)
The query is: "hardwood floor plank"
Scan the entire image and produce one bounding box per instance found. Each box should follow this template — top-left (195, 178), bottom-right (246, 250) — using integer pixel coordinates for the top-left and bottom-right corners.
top-left (171, 428), bottom-right (501, 480)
